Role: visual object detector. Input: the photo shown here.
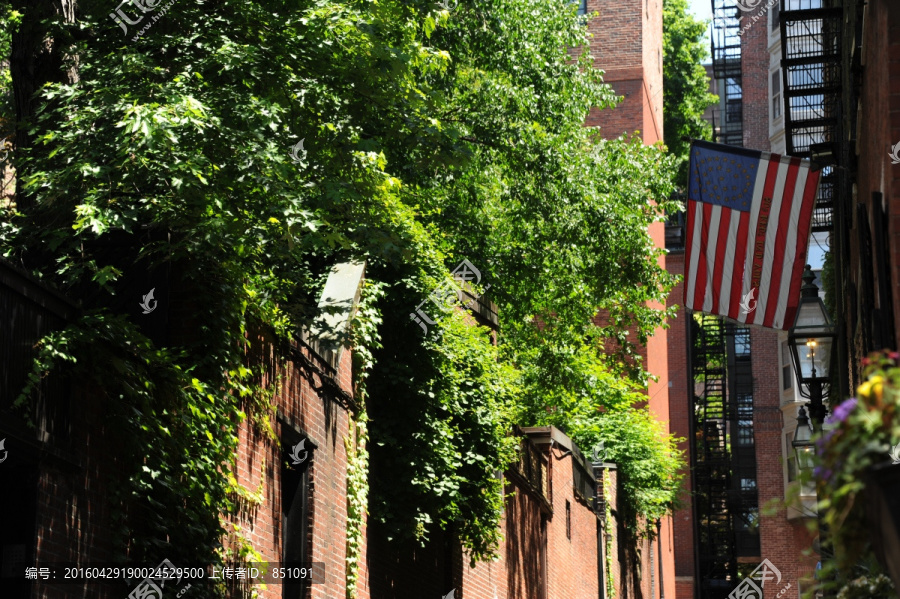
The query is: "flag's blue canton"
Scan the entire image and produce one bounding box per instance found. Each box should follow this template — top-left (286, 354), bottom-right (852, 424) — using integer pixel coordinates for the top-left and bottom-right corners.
top-left (688, 144), bottom-right (760, 212)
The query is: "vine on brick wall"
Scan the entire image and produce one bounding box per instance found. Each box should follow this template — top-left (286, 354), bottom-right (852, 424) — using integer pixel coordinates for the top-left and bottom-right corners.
top-left (345, 280), bottom-right (384, 597)
top-left (605, 468), bottom-right (615, 599)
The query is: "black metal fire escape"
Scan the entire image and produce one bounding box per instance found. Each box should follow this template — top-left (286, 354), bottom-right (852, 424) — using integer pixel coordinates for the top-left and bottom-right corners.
top-left (691, 315), bottom-right (735, 598)
top-left (711, 0), bottom-right (742, 146)
top-left (780, 0), bottom-right (842, 232)
top-left (691, 3), bottom-right (762, 596)
top-left (691, 316), bottom-right (760, 599)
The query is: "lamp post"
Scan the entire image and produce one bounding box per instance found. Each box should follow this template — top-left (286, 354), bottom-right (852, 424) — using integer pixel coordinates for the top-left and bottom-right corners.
top-left (788, 265), bottom-right (836, 429)
top-left (788, 266), bottom-right (836, 599)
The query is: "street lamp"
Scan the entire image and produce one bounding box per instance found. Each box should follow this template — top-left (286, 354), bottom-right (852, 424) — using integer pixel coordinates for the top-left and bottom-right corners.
top-left (788, 265), bottom-right (836, 429)
top-left (792, 405), bottom-right (815, 473)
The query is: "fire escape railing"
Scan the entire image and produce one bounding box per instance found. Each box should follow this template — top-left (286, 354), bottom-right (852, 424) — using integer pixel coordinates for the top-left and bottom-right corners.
top-left (780, 0), bottom-right (842, 231)
top-left (690, 0), bottom-right (755, 599)
top-left (711, 0), bottom-right (742, 146)
top-left (691, 315), bottom-right (736, 597)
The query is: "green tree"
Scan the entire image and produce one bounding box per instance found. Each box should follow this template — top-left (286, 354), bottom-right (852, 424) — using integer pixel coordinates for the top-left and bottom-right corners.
top-left (663, 0), bottom-right (718, 184)
top-left (3, 0), bottom-right (686, 577)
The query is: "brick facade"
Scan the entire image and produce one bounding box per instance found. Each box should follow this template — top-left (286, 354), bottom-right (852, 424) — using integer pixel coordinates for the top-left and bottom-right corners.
top-left (226, 342), bottom-right (363, 599)
top-left (587, 0), bottom-right (674, 597)
top-left (665, 251), bottom-right (696, 599)
top-left (848, 0), bottom-right (900, 370)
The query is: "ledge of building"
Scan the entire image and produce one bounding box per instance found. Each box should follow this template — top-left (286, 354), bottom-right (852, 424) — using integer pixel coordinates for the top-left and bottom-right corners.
top-left (299, 260), bottom-right (366, 371)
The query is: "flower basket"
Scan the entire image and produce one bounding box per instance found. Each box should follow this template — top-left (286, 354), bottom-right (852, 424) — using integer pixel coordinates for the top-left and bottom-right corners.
top-left (865, 461), bottom-right (900, 591)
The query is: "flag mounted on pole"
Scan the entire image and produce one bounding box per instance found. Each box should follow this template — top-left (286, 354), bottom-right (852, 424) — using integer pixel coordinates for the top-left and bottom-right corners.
top-left (683, 140), bottom-right (821, 330)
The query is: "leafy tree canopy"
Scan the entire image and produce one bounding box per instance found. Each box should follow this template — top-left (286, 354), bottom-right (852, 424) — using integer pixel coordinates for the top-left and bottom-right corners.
top-left (2, 0), bottom-right (685, 570)
top-left (663, 0), bottom-right (718, 184)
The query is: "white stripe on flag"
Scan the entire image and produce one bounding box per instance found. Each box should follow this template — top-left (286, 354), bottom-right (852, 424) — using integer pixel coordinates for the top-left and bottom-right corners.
top-left (772, 163), bottom-right (812, 329)
top-left (702, 205), bottom-right (723, 314)
top-left (686, 203), bottom-right (704, 309)
top-left (718, 207), bottom-right (741, 317)
top-left (738, 158), bottom-right (772, 324)
top-left (752, 156), bottom-right (792, 326)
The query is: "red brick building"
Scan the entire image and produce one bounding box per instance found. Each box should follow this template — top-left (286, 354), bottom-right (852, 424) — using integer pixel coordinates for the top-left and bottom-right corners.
top-left (2, 253), bottom-right (637, 599)
top-left (586, 0), bottom-right (676, 598)
top-left (665, 1), bottom-right (820, 598)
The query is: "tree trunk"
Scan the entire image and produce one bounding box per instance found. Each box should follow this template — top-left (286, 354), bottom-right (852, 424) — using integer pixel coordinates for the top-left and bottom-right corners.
top-left (10, 0), bottom-right (77, 214)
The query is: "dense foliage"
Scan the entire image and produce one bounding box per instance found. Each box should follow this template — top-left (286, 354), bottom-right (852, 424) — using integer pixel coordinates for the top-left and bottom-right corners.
top-left (811, 351), bottom-right (900, 598)
top-left (2, 0), bottom-right (686, 581)
top-left (663, 0), bottom-right (718, 183)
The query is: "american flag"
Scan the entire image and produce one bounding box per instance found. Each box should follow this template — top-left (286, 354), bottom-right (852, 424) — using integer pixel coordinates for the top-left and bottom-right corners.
top-left (683, 141), bottom-right (821, 330)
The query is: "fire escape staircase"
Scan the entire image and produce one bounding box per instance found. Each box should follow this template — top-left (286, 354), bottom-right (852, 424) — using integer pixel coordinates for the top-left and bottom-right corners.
top-left (691, 316), bottom-right (736, 597)
top-left (779, 0), bottom-right (842, 232)
top-left (711, 0), bottom-right (743, 146)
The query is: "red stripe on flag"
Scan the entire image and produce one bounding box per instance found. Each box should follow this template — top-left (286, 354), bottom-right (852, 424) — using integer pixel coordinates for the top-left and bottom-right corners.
top-left (749, 155), bottom-right (782, 293)
top-left (683, 199), bottom-right (698, 307)
top-left (728, 211), bottom-right (751, 320)
top-left (763, 157), bottom-right (801, 327)
top-left (710, 207), bottom-right (732, 315)
top-left (782, 168), bottom-right (821, 329)
top-left (693, 202), bottom-right (714, 311)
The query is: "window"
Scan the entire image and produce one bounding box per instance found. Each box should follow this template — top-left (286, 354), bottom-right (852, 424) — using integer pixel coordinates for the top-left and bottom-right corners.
top-left (572, 0), bottom-right (586, 15)
top-left (737, 507), bottom-right (759, 531)
top-left (281, 429), bottom-right (313, 599)
top-left (734, 328), bottom-right (751, 357)
top-left (772, 71), bottom-right (782, 120)
top-left (737, 392), bottom-right (754, 446)
top-left (781, 340), bottom-right (793, 391)
top-left (786, 431), bottom-right (797, 482)
top-left (771, 1), bottom-right (780, 31)
top-left (565, 500), bottom-right (571, 540)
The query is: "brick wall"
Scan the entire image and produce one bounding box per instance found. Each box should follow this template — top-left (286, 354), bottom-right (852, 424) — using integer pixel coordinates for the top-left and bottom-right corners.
top-left (853, 0), bottom-right (900, 353)
top-left (544, 444), bottom-right (599, 599)
top-left (741, 5), bottom-right (772, 153)
top-left (750, 328), bottom-right (817, 599)
top-left (227, 342), bottom-right (361, 599)
top-left (743, 12), bottom-right (817, 594)
top-left (585, 0), bottom-right (664, 144)
top-left (30, 385), bottom-right (121, 599)
top-left (666, 250), bottom-right (697, 599)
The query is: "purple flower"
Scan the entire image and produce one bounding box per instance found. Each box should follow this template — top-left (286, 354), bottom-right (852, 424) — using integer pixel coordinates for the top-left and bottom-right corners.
top-left (815, 429), bottom-right (836, 454)
top-left (813, 466), bottom-right (833, 481)
top-left (826, 397), bottom-right (857, 424)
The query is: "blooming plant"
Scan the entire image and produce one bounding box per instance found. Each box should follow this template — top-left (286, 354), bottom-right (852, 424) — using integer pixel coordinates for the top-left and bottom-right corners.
top-left (815, 351), bottom-right (900, 577)
top-left (835, 573), bottom-right (896, 599)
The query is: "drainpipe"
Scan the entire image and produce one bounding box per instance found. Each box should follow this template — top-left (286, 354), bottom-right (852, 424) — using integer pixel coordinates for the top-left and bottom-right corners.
top-left (656, 518), bottom-right (665, 599)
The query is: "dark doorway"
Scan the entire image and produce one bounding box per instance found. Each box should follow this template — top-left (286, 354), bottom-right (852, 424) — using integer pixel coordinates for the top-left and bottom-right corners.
top-left (281, 431), bottom-right (311, 599)
top-left (0, 439), bottom-right (37, 599)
